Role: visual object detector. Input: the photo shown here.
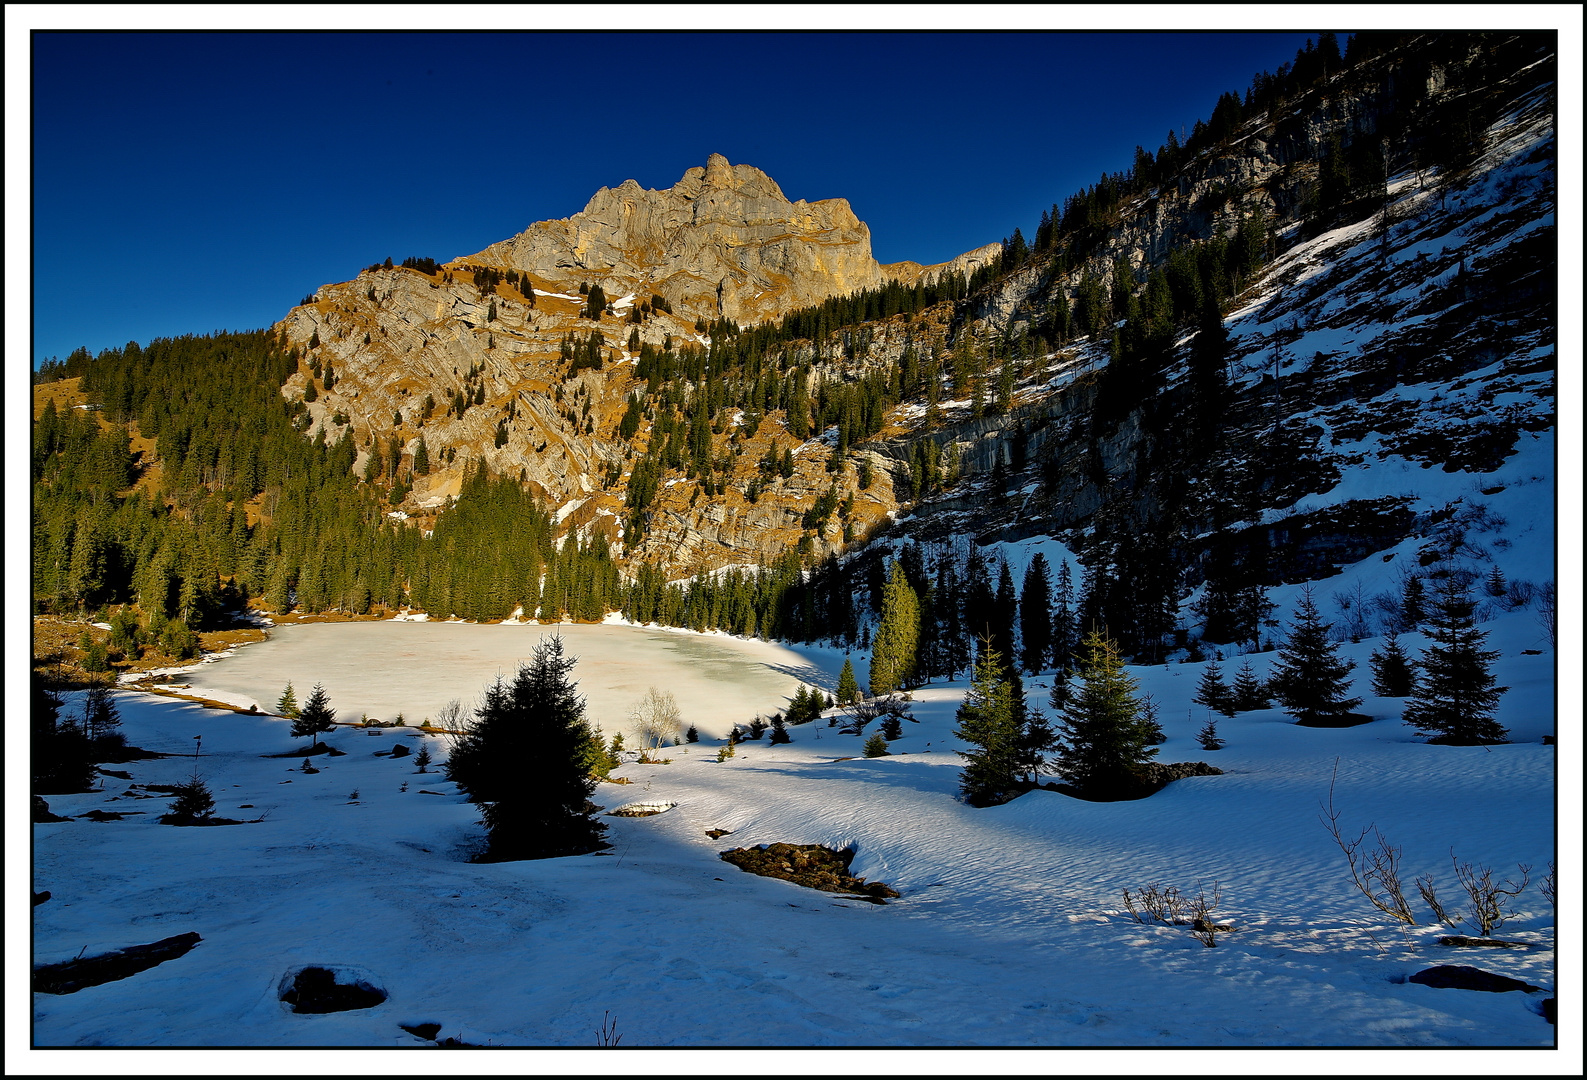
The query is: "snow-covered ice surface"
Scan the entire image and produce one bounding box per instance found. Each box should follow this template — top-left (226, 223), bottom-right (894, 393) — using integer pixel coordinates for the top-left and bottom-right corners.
top-left (26, 612), bottom-right (1561, 1066)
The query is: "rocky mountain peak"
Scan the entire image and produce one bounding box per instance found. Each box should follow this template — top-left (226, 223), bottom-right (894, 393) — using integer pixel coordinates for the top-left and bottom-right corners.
top-left (467, 154), bottom-right (992, 325)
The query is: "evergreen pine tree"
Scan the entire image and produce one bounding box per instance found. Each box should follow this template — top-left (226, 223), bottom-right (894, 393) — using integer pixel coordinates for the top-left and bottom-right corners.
top-left (1484, 564), bottom-right (1508, 598)
top-left (1230, 659), bottom-right (1271, 711)
top-left (1020, 553), bottom-right (1054, 674)
top-left (1051, 559), bottom-right (1076, 673)
top-left (1403, 580), bottom-right (1508, 745)
top-left (870, 561), bottom-right (920, 695)
top-left (1054, 629), bottom-right (1159, 796)
top-left (445, 635), bottom-right (609, 860)
top-left (1401, 574), bottom-right (1427, 627)
top-left (1269, 589), bottom-right (1361, 725)
top-left (292, 683), bottom-right (337, 748)
top-left (863, 732), bottom-right (890, 757)
top-left (954, 646), bottom-right (1023, 806)
top-left (1193, 659), bottom-right (1235, 717)
top-left (1196, 715), bottom-right (1225, 751)
top-left (1369, 633), bottom-right (1416, 697)
top-left (836, 657), bottom-right (861, 705)
top-left (413, 743), bottom-right (432, 773)
top-left (769, 714), bottom-right (791, 744)
top-left (991, 560), bottom-right (1019, 672)
top-left (83, 685), bottom-right (123, 745)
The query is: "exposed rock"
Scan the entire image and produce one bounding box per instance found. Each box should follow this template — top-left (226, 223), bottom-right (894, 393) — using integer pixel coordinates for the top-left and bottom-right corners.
top-left (1408, 964), bottom-right (1545, 995)
top-left (32, 796), bottom-right (69, 823)
top-left (279, 965), bottom-right (388, 1014)
top-left (469, 154), bottom-right (997, 325)
top-left (1438, 936), bottom-right (1529, 948)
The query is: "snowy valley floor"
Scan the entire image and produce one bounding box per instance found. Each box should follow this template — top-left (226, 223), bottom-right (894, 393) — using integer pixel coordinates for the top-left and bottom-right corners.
top-left (25, 616), bottom-right (1561, 1065)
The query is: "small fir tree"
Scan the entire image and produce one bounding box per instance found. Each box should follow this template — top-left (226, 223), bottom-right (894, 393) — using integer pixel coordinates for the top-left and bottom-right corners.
top-left (1230, 659), bottom-right (1271, 711)
top-left (954, 647), bottom-right (1023, 806)
top-left (1401, 574), bottom-right (1427, 627)
top-left (444, 635), bottom-right (609, 860)
top-left (1054, 630), bottom-right (1160, 796)
top-left (292, 683), bottom-right (337, 748)
top-left (1016, 707), bottom-right (1059, 783)
top-left (1269, 589), bottom-right (1361, 725)
top-left (769, 715), bottom-right (791, 744)
top-left (1403, 580), bottom-right (1508, 745)
top-left (863, 732), bottom-right (890, 757)
top-left (83, 685), bottom-right (123, 744)
top-left (1193, 659), bottom-right (1235, 717)
top-left (836, 658), bottom-right (861, 705)
top-left (164, 776), bottom-right (215, 823)
top-left (685, 724), bottom-right (699, 743)
top-left (1197, 715), bottom-right (1225, 751)
top-left (276, 682), bottom-right (301, 718)
top-left (1484, 564), bottom-right (1507, 598)
top-left (880, 713), bottom-right (903, 741)
top-left (1369, 633), bottom-right (1416, 697)
top-left (413, 743), bottom-right (432, 773)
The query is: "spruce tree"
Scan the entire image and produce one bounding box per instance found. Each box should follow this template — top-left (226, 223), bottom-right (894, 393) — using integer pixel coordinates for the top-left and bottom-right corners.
top-left (1269, 589), bottom-right (1361, 725)
top-left (1194, 659), bottom-right (1235, 717)
top-left (445, 634), bottom-right (609, 860)
top-left (991, 560), bottom-right (1019, 671)
top-left (954, 647), bottom-right (1023, 806)
top-left (1054, 629), bottom-right (1159, 796)
top-left (863, 732), bottom-right (890, 758)
top-left (1230, 659), bottom-right (1271, 711)
top-left (1051, 559), bottom-right (1076, 673)
top-left (836, 657), bottom-right (861, 705)
top-left (870, 561), bottom-right (920, 695)
top-left (292, 683), bottom-right (337, 748)
top-left (1401, 574), bottom-right (1427, 627)
top-left (1020, 553), bottom-right (1054, 674)
top-left (83, 685), bottom-right (123, 744)
top-left (1196, 716), bottom-right (1225, 751)
top-left (1403, 580), bottom-right (1508, 745)
top-left (1369, 633), bottom-right (1416, 697)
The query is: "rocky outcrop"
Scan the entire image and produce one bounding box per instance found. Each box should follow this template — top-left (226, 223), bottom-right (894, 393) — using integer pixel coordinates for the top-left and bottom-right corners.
top-left (467, 153), bottom-right (998, 324)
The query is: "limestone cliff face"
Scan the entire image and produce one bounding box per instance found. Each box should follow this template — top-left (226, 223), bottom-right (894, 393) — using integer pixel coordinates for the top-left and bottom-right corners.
top-left (468, 153), bottom-right (996, 324)
top-left (273, 154), bottom-right (978, 574)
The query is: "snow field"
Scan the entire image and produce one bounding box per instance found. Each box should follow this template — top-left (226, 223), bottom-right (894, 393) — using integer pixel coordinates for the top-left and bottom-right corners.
top-left (29, 613), bottom-right (1558, 1055)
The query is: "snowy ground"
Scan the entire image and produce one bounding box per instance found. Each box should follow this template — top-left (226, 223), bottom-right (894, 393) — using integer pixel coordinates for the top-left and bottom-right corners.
top-left (20, 609), bottom-right (1569, 1071)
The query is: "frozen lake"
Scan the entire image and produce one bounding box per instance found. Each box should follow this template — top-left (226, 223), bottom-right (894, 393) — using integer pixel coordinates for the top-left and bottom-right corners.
top-left (184, 621), bottom-right (831, 740)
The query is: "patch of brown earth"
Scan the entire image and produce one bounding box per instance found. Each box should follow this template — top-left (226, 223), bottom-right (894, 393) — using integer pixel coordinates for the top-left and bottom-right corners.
top-left (719, 843), bottom-right (899, 901)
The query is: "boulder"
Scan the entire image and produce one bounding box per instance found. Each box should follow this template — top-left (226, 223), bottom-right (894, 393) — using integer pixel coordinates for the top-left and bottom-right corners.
top-left (1408, 964), bottom-right (1545, 994)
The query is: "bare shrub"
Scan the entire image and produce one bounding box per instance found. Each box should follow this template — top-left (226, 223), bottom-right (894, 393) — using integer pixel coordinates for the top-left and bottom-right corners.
top-left (1540, 862), bottom-right (1555, 911)
top-left (1504, 578), bottom-right (1534, 610)
top-left (1416, 874), bottom-right (1459, 928)
top-left (1189, 881), bottom-right (1225, 947)
top-left (1122, 883), bottom-right (1187, 925)
top-left (435, 698), bottom-right (465, 732)
top-left (1451, 852), bottom-right (1530, 937)
top-left (631, 687), bottom-right (682, 758)
top-left (841, 692), bottom-right (912, 735)
top-left (1319, 760), bottom-right (1416, 924)
top-left (1537, 581), bottom-right (1556, 646)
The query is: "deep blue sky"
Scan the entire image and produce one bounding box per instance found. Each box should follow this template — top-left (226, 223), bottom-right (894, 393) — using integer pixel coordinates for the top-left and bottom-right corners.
top-left (29, 30), bottom-right (1327, 366)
